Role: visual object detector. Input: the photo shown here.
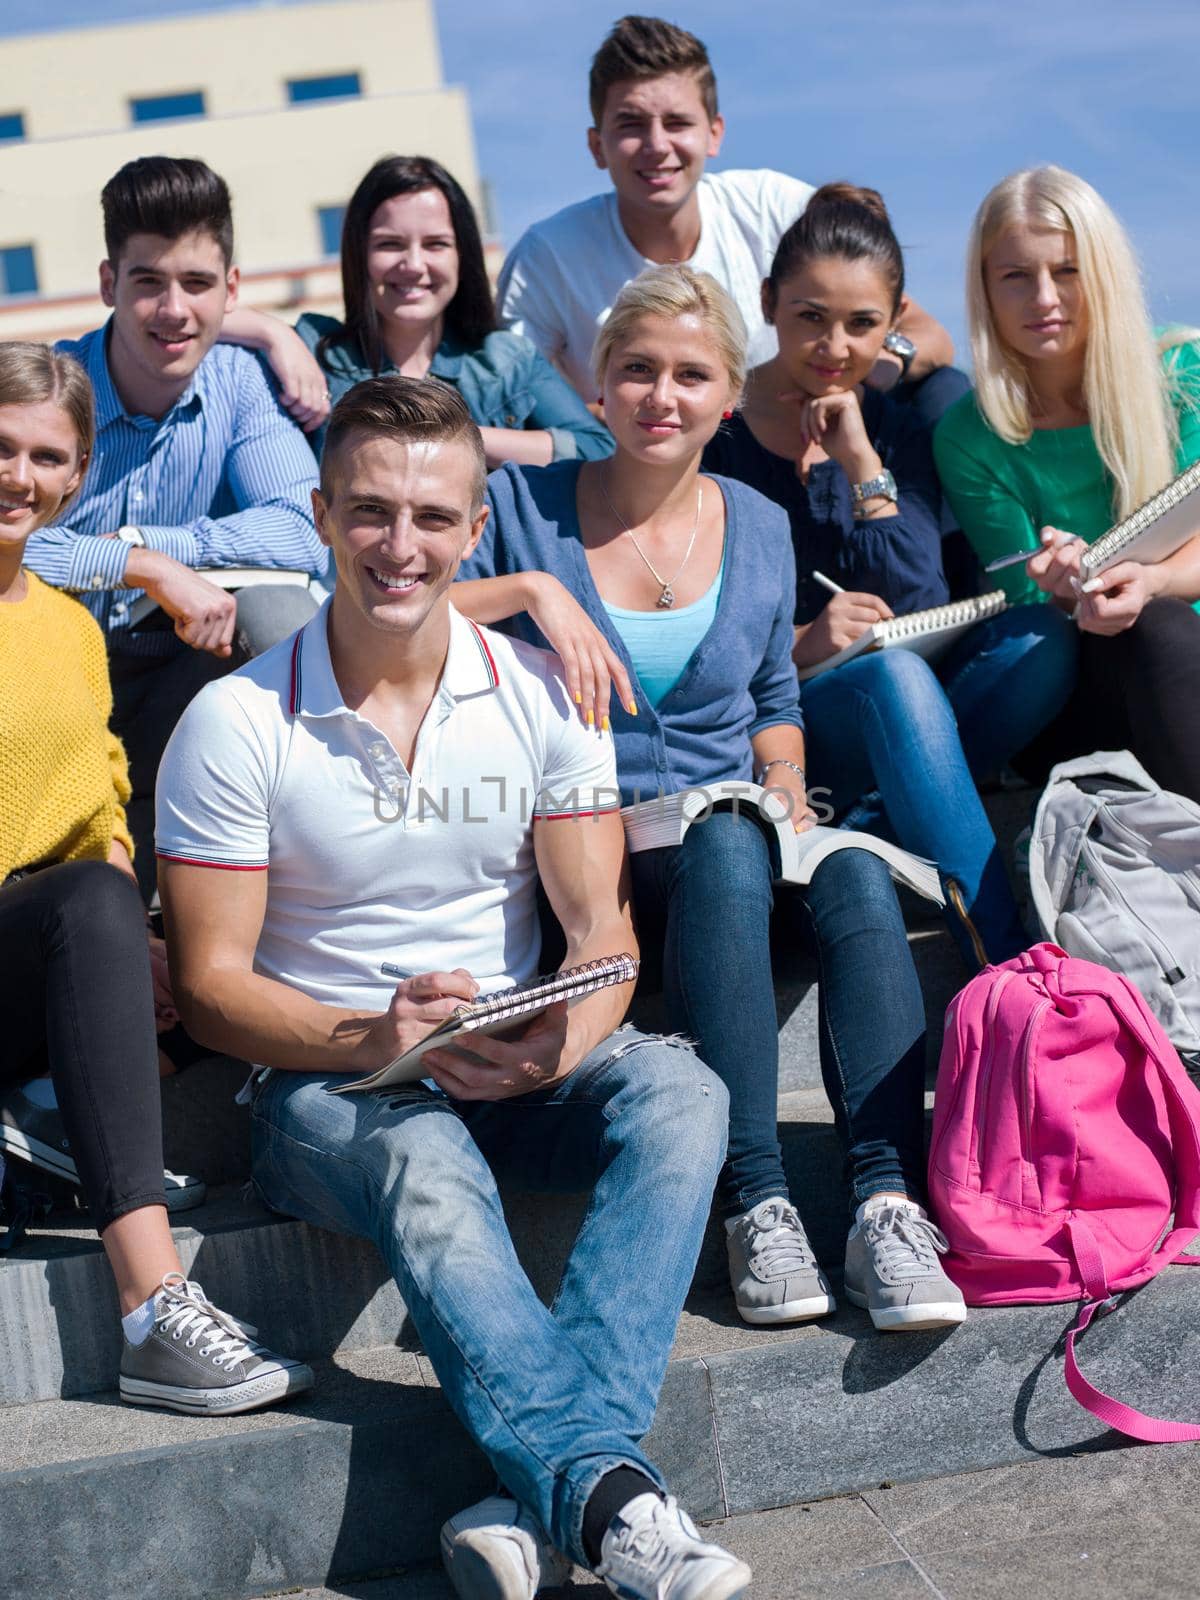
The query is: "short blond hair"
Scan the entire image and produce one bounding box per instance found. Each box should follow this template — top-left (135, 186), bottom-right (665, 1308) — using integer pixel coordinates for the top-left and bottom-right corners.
top-left (593, 264), bottom-right (747, 397)
top-left (967, 166), bottom-right (1198, 518)
top-left (0, 341), bottom-right (94, 516)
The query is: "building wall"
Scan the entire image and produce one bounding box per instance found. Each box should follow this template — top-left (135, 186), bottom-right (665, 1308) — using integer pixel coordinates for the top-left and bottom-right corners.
top-left (0, 0), bottom-right (483, 340)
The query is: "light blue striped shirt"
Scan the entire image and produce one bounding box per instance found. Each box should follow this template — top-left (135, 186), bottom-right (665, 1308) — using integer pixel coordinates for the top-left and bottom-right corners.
top-left (24, 322), bottom-right (323, 655)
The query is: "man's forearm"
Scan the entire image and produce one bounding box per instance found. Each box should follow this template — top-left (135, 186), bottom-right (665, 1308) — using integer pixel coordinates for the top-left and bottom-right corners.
top-left (557, 912), bottom-right (639, 1074)
top-left (176, 965), bottom-right (384, 1075)
top-left (895, 299), bottom-right (954, 379)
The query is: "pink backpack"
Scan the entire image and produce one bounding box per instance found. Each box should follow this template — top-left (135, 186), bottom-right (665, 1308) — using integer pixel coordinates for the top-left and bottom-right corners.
top-left (929, 942), bottom-right (1200, 1442)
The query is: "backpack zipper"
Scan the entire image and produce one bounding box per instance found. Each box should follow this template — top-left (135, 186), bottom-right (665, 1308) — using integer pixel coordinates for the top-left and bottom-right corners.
top-left (1018, 998), bottom-right (1051, 1167)
top-left (972, 970), bottom-right (1016, 1169)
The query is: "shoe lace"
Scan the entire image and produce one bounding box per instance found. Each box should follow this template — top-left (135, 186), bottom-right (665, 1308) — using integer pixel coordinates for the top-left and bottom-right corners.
top-left (745, 1200), bottom-right (816, 1273)
top-left (600, 1496), bottom-right (690, 1586)
top-left (155, 1272), bottom-right (257, 1370)
top-left (866, 1205), bottom-right (949, 1276)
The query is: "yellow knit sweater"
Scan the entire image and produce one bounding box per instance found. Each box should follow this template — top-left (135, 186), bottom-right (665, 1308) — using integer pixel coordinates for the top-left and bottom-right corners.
top-left (0, 572), bottom-right (134, 878)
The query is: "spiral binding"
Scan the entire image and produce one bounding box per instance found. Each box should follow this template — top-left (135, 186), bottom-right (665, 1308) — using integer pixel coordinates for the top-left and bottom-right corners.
top-left (1081, 459), bottom-right (1200, 577)
top-left (880, 589), bottom-right (1007, 641)
top-left (454, 953), bottom-right (639, 1029)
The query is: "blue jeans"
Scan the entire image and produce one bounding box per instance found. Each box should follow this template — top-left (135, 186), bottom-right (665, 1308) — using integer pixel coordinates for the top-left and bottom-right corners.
top-left (249, 1029), bottom-right (727, 1566)
top-left (802, 606), bottom-right (1077, 967)
top-left (629, 811), bottom-right (927, 1217)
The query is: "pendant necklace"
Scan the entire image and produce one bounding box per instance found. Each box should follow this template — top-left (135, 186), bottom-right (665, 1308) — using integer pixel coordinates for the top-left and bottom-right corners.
top-left (598, 473), bottom-right (703, 609)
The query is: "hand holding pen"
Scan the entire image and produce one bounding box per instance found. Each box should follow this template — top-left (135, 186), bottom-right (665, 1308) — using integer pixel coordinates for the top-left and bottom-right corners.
top-left (986, 526), bottom-right (1085, 604)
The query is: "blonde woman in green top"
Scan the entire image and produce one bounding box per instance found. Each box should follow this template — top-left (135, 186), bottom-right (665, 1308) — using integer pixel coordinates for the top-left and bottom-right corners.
top-left (934, 165), bottom-right (1200, 801)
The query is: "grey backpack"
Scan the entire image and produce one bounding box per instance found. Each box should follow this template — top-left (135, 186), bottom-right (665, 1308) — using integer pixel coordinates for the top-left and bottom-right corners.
top-left (1029, 750), bottom-right (1200, 1067)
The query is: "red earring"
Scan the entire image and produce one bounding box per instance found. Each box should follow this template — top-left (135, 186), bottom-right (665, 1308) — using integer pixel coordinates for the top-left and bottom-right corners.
top-left (722, 409), bottom-right (734, 420)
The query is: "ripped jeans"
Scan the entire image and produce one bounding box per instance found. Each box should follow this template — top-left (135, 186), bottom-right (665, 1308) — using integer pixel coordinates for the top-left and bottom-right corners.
top-left (250, 1029), bottom-right (728, 1566)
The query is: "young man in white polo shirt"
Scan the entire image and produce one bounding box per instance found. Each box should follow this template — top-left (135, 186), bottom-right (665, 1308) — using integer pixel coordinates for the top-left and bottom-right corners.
top-left (497, 14), bottom-right (954, 402)
top-left (156, 379), bottom-right (750, 1600)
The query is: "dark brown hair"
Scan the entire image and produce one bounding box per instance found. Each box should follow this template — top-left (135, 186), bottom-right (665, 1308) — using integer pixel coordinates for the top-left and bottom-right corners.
top-left (327, 155), bottom-right (495, 377)
top-left (320, 376), bottom-right (487, 509)
top-left (101, 156), bottom-right (234, 268)
top-left (765, 182), bottom-right (905, 317)
top-left (589, 15), bottom-right (718, 125)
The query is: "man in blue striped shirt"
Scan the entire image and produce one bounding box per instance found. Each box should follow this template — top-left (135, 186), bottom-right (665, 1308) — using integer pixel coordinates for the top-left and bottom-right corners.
top-left (24, 157), bottom-right (326, 892)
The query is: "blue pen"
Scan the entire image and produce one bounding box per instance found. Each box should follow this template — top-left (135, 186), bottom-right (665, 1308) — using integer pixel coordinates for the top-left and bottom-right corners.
top-left (381, 963), bottom-right (412, 980)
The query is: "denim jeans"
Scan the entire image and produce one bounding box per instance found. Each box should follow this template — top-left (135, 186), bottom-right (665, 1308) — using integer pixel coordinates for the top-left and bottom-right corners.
top-left (629, 811), bottom-right (927, 1217)
top-left (801, 605), bottom-right (1077, 968)
top-left (249, 1028), bottom-right (727, 1566)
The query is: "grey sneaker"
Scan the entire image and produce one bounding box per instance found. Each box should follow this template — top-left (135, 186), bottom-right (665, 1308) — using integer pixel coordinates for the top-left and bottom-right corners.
top-left (726, 1197), bottom-right (834, 1324)
top-left (0, 1084), bottom-right (206, 1212)
top-left (844, 1198), bottom-right (967, 1331)
top-left (440, 1493), bottom-right (570, 1600)
top-left (119, 1272), bottom-right (314, 1414)
top-left (596, 1493), bottom-right (751, 1600)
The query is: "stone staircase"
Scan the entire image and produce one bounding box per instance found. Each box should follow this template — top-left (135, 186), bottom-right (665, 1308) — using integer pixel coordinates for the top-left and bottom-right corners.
top-left (12, 789), bottom-right (1194, 1600)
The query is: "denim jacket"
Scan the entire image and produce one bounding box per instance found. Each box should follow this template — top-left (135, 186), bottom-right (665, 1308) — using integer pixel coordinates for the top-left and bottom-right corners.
top-left (296, 314), bottom-right (613, 463)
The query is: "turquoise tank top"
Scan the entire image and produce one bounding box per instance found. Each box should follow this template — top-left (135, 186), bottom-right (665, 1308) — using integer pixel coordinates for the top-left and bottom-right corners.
top-left (603, 556), bottom-right (726, 707)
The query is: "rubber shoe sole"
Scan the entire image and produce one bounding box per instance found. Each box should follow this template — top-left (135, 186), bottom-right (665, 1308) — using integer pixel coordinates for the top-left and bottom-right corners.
top-left (439, 1533), bottom-right (536, 1600)
top-left (736, 1290), bottom-right (835, 1325)
top-left (119, 1362), bottom-right (314, 1415)
top-left (844, 1286), bottom-right (967, 1331)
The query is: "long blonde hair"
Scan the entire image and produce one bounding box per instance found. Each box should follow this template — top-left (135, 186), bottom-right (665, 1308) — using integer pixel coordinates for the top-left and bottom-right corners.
top-left (0, 342), bottom-right (94, 515)
top-left (966, 166), bottom-right (1197, 518)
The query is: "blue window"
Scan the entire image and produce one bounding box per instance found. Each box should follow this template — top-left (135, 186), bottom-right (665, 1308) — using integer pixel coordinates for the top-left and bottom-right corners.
top-left (0, 245), bottom-right (38, 297)
top-left (317, 206), bottom-right (346, 258)
top-left (287, 73), bottom-right (361, 104)
top-left (130, 90), bottom-right (206, 124)
top-left (0, 112), bottom-right (25, 142)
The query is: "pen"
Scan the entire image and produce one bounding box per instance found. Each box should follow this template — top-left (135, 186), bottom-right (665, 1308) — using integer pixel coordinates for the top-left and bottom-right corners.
top-left (984, 532), bottom-right (1080, 573)
top-left (381, 963), bottom-right (412, 980)
top-left (812, 570), bottom-right (846, 596)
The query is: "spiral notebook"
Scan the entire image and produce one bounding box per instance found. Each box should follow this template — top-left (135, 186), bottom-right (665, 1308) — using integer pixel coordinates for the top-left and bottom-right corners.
top-left (1079, 460), bottom-right (1200, 588)
top-left (796, 591), bottom-right (1008, 681)
top-left (333, 953), bottom-right (640, 1092)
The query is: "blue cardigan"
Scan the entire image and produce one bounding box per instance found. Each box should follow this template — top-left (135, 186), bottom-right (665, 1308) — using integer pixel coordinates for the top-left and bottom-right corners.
top-left (702, 388), bottom-right (949, 624)
top-left (296, 314), bottom-right (613, 463)
top-left (461, 461), bottom-right (803, 806)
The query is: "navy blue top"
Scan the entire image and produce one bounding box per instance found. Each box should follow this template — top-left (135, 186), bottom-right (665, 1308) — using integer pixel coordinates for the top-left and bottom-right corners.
top-left (702, 387), bottom-right (948, 624)
top-left (460, 461), bottom-right (803, 806)
top-left (296, 314), bottom-right (613, 463)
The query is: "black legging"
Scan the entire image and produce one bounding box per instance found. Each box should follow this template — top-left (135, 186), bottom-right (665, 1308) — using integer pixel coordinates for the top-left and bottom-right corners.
top-left (0, 861), bottom-right (165, 1231)
top-left (1015, 597), bottom-right (1200, 803)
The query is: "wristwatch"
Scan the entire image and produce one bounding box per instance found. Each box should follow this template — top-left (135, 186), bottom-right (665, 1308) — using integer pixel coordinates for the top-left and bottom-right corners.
top-left (115, 525), bottom-right (146, 546)
top-left (883, 330), bottom-right (917, 379)
top-left (850, 470), bottom-right (898, 513)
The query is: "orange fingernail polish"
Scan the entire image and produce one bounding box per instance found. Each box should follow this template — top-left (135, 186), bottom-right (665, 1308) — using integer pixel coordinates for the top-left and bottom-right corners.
top-left (586, 709), bottom-right (595, 726)
top-left (628, 700), bottom-right (638, 716)
top-left (602, 715), bottom-right (611, 732)
top-left (574, 691), bottom-right (582, 705)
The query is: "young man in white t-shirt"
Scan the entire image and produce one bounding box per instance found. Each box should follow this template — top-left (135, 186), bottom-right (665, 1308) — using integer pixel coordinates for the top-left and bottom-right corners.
top-left (156, 378), bottom-right (751, 1600)
top-left (497, 13), bottom-right (954, 400)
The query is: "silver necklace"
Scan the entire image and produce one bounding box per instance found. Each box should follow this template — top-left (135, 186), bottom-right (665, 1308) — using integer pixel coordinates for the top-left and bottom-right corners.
top-left (598, 473), bottom-right (703, 609)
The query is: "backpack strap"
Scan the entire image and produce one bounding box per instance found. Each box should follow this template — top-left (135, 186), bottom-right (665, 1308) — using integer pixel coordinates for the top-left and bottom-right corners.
top-left (1064, 1281), bottom-right (1200, 1443)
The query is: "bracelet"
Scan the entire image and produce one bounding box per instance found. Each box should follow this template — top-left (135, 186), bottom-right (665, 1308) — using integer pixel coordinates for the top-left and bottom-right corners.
top-left (757, 759), bottom-right (806, 787)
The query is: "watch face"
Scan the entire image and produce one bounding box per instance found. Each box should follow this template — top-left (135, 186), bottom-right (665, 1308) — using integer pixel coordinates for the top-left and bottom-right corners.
top-left (885, 332), bottom-right (916, 360)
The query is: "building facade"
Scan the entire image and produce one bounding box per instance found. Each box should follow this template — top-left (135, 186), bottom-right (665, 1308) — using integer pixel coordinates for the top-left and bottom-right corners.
top-left (0, 0), bottom-right (485, 341)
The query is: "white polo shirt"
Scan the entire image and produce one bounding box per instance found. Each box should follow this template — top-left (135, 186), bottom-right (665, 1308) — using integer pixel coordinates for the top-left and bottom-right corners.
top-left (496, 168), bottom-right (816, 398)
top-left (155, 601), bottom-right (620, 1011)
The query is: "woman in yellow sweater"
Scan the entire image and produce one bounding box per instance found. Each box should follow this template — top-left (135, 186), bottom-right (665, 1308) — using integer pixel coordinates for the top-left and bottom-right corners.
top-left (0, 343), bottom-right (311, 1414)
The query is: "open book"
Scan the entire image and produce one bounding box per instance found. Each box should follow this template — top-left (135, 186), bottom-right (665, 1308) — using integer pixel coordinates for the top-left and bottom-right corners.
top-left (333, 953), bottom-right (639, 1093)
top-left (796, 591), bottom-right (1007, 682)
top-left (1079, 460), bottom-right (1200, 588)
top-left (127, 567), bottom-right (312, 627)
top-left (621, 782), bottom-right (944, 904)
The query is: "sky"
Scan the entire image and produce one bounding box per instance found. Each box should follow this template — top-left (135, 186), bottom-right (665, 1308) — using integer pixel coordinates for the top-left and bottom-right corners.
top-left (3, 0), bottom-right (1198, 360)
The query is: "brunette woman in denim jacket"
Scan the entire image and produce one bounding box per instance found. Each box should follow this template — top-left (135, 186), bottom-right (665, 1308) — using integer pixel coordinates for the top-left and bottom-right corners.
top-left (223, 156), bottom-right (613, 466)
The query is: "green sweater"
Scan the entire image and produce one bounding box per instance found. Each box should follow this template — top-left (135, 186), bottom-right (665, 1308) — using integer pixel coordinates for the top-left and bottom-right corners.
top-left (933, 339), bottom-right (1200, 605)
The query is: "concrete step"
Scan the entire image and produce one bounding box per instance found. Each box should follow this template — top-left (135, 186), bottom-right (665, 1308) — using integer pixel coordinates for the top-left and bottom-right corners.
top-left (2, 1087), bottom-right (874, 1408)
top-left (4, 1256), bottom-right (1199, 1600)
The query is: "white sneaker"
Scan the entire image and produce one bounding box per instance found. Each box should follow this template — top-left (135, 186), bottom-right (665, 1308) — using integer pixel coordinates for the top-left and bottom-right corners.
top-left (440, 1494), bottom-right (570, 1600)
top-left (596, 1493), bottom-right (751, 1600)
top-left (844, 1196), bottom-right (967, 1331)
